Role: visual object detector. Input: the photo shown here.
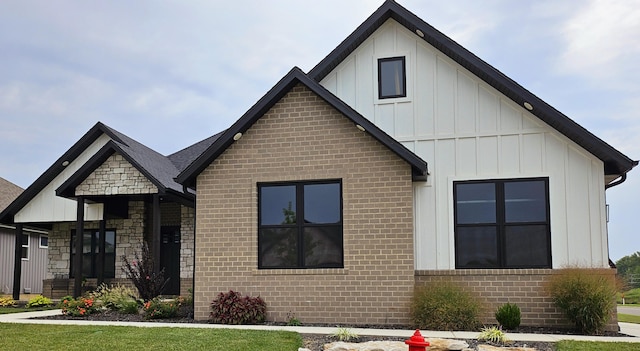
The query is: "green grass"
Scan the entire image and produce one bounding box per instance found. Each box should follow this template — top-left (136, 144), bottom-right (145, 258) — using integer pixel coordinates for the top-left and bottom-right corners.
top-left (0, 306), bottom-right (57, 314)
top-left (0, 324), bottom-right (302, 351)
top-left (618, 313), bottom-right (640, 324)
top-left (618, 288), bottom-right (640, 304)
top-left (557, 340), bottom-right (640, 350)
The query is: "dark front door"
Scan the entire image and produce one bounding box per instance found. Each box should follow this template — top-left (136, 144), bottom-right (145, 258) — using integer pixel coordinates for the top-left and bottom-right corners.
top-left (160, 226), bottom-right (181, 295)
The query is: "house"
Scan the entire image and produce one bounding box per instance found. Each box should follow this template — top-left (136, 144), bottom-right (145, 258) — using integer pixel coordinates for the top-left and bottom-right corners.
top-left (1, 0), bottom-right (636, 328)
top-left (0, 177), bottom-right (49, 295)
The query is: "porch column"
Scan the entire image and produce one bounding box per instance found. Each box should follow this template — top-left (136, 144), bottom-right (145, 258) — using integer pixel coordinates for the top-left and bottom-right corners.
top-left (96, 219), bottom-right (106, 286)
top-left (152, 194), bottom-right (161, 274)
top-left (12, 224), bottom-right (23, 300)
top-left (73, 196), bottom-right (85, 298)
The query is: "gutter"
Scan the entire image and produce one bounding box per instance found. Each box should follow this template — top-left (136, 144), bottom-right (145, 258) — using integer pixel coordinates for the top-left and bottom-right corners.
top-left (605, 173), bottom-right (627, 189)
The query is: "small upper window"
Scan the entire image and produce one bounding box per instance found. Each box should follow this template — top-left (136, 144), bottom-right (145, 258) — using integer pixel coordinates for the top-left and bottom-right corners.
top-left (21, 233), bottom-right (29, 260)
top-left (378, 56), bottom-right (406, 99)
top-left (39, 235), bottom-right (49, 248)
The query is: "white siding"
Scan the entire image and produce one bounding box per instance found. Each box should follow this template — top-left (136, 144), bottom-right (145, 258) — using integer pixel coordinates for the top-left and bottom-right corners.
top-left (320, 19), bottom-right (609, 269)
top-left (14, 135), bottom-right (109, 223)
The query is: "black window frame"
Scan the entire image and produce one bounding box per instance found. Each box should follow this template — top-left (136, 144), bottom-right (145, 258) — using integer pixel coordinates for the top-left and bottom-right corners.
top-left (377, 56), bottom-right (407, 99)
top-left (70, 229), bottom-right (117, 278)
top-left (258, 179), bottom-right (343, 269)
top-left (454, 178), bottom-right (551, 269)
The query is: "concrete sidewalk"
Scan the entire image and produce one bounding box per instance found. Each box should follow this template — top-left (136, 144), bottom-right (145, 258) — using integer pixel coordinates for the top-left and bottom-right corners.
top-left (1, 309), bottom-right (640, 343)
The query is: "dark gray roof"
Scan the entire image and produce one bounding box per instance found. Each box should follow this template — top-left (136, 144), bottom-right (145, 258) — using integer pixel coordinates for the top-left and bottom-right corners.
top-left (0, 178), bottom-right (23, 212)
top-left (0, 122), bottom-right (214, 224)
top-left (176, 67), bottom-right (428, 188)
top-left (309, 0), bottom-right (637, 176)
top-left (168, 131), bottom-right (224, 172)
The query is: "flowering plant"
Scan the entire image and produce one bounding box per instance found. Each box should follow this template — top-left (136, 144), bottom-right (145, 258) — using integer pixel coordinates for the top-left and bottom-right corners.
top-left (142, 297), bottom-right (180, 319)
top-left (60, 296), bottom-right (100, 317)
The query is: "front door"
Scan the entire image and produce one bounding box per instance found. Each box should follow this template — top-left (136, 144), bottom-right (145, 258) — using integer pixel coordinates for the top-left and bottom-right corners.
top-left (160, 226), bottom-right (181, 295)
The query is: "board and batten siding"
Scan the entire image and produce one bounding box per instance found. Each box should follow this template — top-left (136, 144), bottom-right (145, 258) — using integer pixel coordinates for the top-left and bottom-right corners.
top-left (320, 19), bottom-right (608, 270)
top-left (0, 227), bottom-right (48, 294)
top-left (14, 135), bottom-right (110, 224)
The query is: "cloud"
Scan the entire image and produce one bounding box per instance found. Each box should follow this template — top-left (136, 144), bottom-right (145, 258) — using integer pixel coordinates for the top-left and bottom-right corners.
top-left (558, 0), bottom-right (640, 89)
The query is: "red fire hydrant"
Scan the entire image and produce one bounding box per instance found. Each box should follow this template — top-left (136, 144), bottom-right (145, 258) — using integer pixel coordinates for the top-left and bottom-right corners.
top-left (405, 329), bottom-right (430, 351)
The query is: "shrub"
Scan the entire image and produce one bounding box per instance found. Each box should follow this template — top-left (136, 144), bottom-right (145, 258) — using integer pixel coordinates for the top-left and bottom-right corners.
top-left (89, 283), bottom-right (139, 313)
top-left (411, 282), bottom-right (482, 331)
top-left (61, 296), bottom-right (100, 317)
top-left (26, 295), bottom-right (53, 308)
top-left (547, 268), bottom-right (617, 334)
top-left (478, 326), bottom-right (510, 344)
top-left (0, 296), bottom-right (16, 307)
top-left (495, 303), bottom-right (521, 330)
top-left (332, 327), bottom-right (358, 341)
top-left (143, 297), bottom-right (180, 319)
top-left (121, 241), bottom-right (168, 301)
top-left (210, 290), bottom-right (266, 325)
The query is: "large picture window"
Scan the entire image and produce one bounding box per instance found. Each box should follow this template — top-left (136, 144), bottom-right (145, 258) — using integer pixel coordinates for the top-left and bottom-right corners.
top-left (454, 178), bottom-right (551, 269)
top-left (70, 229), bottom-right (116, 278)
top-left (378, 56), bottom-right (406, 99)
top-left (258, 180), bottom-right (343, 269)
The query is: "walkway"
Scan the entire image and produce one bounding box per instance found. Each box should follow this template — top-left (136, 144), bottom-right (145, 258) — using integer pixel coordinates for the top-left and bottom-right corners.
top-left (1, 309), bottom-right (640, 344)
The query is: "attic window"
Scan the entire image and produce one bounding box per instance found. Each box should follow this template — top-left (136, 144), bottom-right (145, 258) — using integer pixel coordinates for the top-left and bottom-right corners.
top-left (378, 56), bottom-right (406, 99)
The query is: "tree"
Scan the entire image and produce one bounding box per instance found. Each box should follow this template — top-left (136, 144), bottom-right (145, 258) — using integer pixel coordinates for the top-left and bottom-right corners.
top-left (616, 252), bottom-right (640, 289)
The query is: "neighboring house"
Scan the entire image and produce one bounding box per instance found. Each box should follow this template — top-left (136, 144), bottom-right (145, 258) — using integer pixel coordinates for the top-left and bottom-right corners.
top-left (1, 0), bottom-right (637, 329)
top-left (0, 177), bottom-right (48, 295)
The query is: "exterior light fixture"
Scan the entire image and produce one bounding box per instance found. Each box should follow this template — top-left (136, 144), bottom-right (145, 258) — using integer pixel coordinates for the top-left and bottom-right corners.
top-left (62, 160), bottom-right (70, 167)
top-left (233, 132), bottom-right (243, 141)
top-left (416, 29), bottom-right (424, 38)
top-left (355, 124), bottom-right (366, 132)
top-left (523, 102), bottom-right (533, 111)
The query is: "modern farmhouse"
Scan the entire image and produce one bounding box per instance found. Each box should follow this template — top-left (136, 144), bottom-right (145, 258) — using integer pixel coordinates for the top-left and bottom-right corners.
top-left (1, 0), bottom-right (636, 328)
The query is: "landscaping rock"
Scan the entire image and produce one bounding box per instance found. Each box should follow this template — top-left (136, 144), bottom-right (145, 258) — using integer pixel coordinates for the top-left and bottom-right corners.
top-left (321, 338), bottom-right (470, 351)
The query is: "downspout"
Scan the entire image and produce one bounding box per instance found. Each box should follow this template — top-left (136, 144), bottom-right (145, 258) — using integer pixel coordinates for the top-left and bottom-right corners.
top-left (604, 173), bottom-right (627, 268)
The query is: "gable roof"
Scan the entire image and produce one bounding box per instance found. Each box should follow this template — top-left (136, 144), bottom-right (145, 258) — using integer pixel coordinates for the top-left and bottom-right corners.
top-left (176, 67), bottom-right (428, 188)
top-left (0, 177), bottom-right (23, 212)
top-left (309, 0), bottom-right (637, 177)
top-left (0, 122), bottom-right (211, 225)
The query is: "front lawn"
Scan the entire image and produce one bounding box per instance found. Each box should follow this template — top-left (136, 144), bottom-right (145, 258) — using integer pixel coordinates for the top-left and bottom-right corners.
top-left (557, 340), bottom-right (640, 350)
top-left (0, 306), bottom-right (57, 314)
top-left (0, 324), bottom-right (302, 351)
top-left (618, 313), bottom-right (640, 324)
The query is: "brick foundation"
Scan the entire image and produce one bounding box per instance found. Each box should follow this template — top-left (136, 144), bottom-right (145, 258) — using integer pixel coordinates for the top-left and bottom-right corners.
top-left (415, 269), bottom-right (619, 331)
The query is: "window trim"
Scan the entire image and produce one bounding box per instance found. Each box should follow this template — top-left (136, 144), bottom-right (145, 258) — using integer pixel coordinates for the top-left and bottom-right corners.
top-left (257, 179), bottom-right (344, 269)
top-left (70, 229), bottom-right (117, 278)
top-left (21, 233), bottom-right (29, 260)
top-left (453, 177), bottom-right (552, 269)
top-left (39, 234), bottom-right (48, 249)
top-left (377, 56), bottom-right (407, 100)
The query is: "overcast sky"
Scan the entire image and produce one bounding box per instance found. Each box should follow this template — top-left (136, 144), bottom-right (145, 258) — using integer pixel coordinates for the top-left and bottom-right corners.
top-left (0, 0), bottom-right (638, 261)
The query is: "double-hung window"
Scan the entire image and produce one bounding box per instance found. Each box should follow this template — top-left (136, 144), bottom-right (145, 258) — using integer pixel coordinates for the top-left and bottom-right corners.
top-left (70, 229), bottom-right (116, 278)
top-left (258, 180), bottom-right (343, 269)
top-left (454, 178), bottom-right (551, 269)
top-left (21, 233), bottom-right (29, 260)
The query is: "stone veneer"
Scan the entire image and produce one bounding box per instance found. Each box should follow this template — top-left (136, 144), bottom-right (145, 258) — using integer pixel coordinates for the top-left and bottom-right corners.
top-left (415, 269), bottom-right (619, 331)
top-left (47, 200), bottom-right (147, 280)
top-left (76, 153), bottom-right (157, 196)
top-left (193, 84), bottom-right (415, 324)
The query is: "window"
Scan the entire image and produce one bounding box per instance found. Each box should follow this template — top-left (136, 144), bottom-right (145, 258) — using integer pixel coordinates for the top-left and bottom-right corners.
top-left (70, 230), bottom-right (116, 278)
top-left (454, 178), bottom-right (551, 269)
top-left (21, 234), bottom-right (29, 260)
top-left (378, 56), bottom-right (406, 99)
top-left (258, 180), bottom-right (343, 269)
top-left (39, 235), bottom-right (48, 248)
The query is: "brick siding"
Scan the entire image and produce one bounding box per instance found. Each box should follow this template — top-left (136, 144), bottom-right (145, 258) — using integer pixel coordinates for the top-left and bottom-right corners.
top-left (193, 84), bottom-right (415, 324)
top-left (415, 269), bottom-right (619, 331)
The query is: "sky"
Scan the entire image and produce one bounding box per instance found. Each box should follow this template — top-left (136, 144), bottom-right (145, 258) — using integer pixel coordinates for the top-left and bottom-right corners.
top-left (0, 0), bottom-right (638, 261)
